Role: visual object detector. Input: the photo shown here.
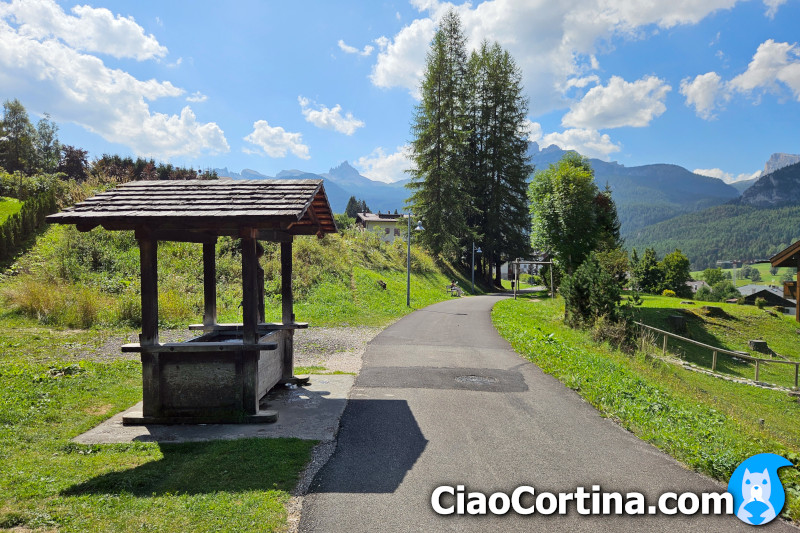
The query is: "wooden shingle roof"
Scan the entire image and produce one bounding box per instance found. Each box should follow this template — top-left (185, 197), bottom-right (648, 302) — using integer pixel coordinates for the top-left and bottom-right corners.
top-left (46, 179), bottom-right (337, 237)
top-left (771, 239), bottom-right (800, 268)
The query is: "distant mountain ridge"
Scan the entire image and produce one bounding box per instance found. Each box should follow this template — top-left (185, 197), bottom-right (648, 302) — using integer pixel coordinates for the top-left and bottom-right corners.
top-left (214, 146), bottom-right (781, 237)
top-left (526, 143), bottom-right (740, 235)
top-left (627, 161), bottom-right (800, 268)
top-left (740, 161), bottom-right (800, 207)
top-left (764, 153), bottom-right (800, 174)
top-left (215, 162), bottom-right (409, 213)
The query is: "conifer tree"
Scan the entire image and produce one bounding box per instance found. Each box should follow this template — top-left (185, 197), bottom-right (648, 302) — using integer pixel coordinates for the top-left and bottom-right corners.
top-left (407, 9), bottom-right (470, 259)
top-left (465, 41), bottom-right (532, 284)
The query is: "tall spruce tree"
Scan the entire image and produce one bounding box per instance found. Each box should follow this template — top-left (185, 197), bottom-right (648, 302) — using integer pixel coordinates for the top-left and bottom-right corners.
top-left (465, 41), bottom-right (532, 284)
top-left (407, 9), bottom-right (470, 259)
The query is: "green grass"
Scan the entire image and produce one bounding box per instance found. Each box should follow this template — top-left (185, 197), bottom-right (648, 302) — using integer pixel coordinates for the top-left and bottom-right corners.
top-left (631, 294), bottom-right (800, 388)
top-left (0, 196), bottom-right (22, 224)
top-left (691, 263), bottom-right (796, 287)
top-left (492, 294), bottom-right (800, 521)
top-left (0, 325), bottom-right (316, 532)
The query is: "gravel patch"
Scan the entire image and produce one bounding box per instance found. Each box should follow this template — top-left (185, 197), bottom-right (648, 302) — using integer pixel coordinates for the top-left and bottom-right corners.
top-left (293, 326), bottom-right (382, 374)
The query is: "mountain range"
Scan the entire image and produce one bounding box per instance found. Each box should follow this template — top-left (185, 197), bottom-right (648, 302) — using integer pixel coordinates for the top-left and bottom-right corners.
top-left (215, 146), bottom-right (800, 268)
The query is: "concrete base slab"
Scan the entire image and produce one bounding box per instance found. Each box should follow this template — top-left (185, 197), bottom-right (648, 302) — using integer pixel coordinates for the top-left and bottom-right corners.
top-left (73, 374), bottom-right (353, 444)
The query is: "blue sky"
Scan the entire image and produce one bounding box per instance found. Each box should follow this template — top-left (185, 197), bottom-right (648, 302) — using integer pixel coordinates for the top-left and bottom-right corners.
top-left (1, 0), bottom-right (798, 184)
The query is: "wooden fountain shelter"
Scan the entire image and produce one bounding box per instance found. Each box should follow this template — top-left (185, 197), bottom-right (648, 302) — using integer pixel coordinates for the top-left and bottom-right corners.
top-left (46, 179), bottom-right (336, 424)
top-left (771, 239), bottom-right (800, 322)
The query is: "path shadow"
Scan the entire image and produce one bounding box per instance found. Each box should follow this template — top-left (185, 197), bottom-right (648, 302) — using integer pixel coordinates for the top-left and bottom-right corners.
top-left (309, 399), bottom-right (427, 494)
top-left (61, 438), bottom-right (313, 496)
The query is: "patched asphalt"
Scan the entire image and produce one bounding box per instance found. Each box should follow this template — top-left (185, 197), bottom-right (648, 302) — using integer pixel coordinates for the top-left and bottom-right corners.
top-left (299, 295), bottom-right (796, 532)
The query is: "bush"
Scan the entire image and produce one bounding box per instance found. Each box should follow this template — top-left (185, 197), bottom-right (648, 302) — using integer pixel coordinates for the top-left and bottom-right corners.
top-left (662, 289), bottom-right (676, 297)
top-left (755, 297), bottom-right (767, 309)
top-left (561, 253), bottom-right (621, 327)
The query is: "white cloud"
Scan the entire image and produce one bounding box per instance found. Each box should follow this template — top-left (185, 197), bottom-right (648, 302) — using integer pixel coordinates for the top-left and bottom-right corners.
top-left (694, 168), bottom-right (762, 183)
top-left (354, 145), bottom-right (413, 183)
top-left (186, 91), bottom-right (208, 103)
top-left (729, 39), bottom-right (800, 101)
top-left (680, 72), bottom-right (725, 119)
top-left (369, 0), bottom-right (739, 113)
top-left (337, 39), bottom-right (374, 57)
top-left (298, 96), bottom-right (365, 135)
top-left (243, 120), bottom-right (310, 160)
top-left (0, 16), bottom-right (229, 159)
top-left (0, 0), bottom-right (167, 60)
top-left (562, 76), bottom-right (670, 129)
top-left (540, 128), bottom-right (621, 159)
top-left (762, 0), bottom-right (787, 18)
top-left (563, 75), bottom-right (600, 91)
top-left (521, 119), bottom-right (543, 142)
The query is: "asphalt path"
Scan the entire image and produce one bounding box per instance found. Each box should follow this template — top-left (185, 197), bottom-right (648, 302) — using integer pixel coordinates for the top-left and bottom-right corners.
top-left (299, 295), bottom-right (796, 532)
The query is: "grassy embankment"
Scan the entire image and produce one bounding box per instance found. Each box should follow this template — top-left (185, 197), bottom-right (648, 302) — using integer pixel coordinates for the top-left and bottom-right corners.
top-left (0, 223), bottom-right (471, 532)
top-left (493, 292), bottom-right (800, 521)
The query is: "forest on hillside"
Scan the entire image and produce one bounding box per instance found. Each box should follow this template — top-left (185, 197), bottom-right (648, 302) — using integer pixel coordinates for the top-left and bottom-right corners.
top-left (625, 203), bottom-right (800, 269)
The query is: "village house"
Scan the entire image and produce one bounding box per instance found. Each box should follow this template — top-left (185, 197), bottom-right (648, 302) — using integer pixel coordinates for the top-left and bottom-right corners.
top-left (356, 212), bottom-right (406, 243)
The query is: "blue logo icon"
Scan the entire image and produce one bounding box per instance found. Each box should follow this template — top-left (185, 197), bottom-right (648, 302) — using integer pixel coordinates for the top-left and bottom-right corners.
top-left (728, 453), bottom-right (792, 525)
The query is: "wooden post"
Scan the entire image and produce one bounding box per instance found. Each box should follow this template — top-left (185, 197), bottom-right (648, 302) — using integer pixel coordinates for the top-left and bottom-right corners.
top-left (712, 350), bottom-right (717, 371)
top-left (795, 363), bottom-right (799, 390)
top-left (755, 360), bottom-right (761, 382)
top-left (796, 257), bottom-right (799, 323)
top-left (281, 240), bottom-right (294, 380)
top-left (240, 230), bottom-right (259, 413)
top-left (241, 232), bottom-right (258, 344)
top-left (202, 239), bottom-right (217, 327)
top-left (662, 334), bottom-right (667, 356)
top-left (138, 233), bottom-right (159, 346)
top-left (137, 230), bottom-right (159, 417)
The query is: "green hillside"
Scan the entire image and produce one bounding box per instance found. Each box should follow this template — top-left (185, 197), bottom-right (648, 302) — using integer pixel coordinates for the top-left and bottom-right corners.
top-left (0, 223), bottom-right (471, 329)
top-left (626, 203), bottom-right (800, 269)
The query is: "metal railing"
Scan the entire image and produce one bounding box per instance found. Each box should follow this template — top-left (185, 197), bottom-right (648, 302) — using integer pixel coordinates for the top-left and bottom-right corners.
top-left (635, 321), bottom-right (800, 388)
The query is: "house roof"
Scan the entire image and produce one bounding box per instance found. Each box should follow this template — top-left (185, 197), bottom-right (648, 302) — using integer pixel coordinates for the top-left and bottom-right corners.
top-left (356, 212), bottom-right (406, 223)
top-left (738, 284), bottom-right (797, 303)
top-left (46, 179), bottom-right (337, 238)
top-left (771, 239), bottom-right (800, 268)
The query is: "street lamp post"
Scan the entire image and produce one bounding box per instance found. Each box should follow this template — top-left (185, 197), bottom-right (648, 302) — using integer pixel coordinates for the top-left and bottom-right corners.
top-left (406, 214), bottom-right (423, 307)
top-left (471, 242), bottom-right (482, 293)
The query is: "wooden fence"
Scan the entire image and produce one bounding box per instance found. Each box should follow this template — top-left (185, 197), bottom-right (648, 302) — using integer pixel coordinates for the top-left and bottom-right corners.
top-left (635, 321), bottom-right (800, 388)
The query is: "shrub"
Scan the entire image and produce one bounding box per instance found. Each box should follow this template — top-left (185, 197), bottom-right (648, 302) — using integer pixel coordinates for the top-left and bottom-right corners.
top-left (662, 289), bottom-right (676, 297)
top-left (561, 253), bottom-right (621, 327)
top-left (755, 297), bottom-right (767, 309)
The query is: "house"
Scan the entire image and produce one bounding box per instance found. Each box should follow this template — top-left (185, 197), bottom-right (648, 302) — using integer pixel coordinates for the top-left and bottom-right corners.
top-left (771, 239), bottom-right (800, 322)
top-left (356, 212), bottom-right (406, 243)
top-left (685, 280), bottom-right (709, 294)
top-left (738, 283), bottom-right (797, 310)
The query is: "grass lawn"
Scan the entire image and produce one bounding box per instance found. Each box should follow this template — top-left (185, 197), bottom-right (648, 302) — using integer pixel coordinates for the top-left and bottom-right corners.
top-left (492, 293), bottom-right (800, 521)
top-left (0, 196), bottom-right (22, 224)
top-left (691, 263), bottom-right (796, 287)
top-left (632, 294), bottom-right (800, 388)
top-left (0, 319), bottom-right (316, 532)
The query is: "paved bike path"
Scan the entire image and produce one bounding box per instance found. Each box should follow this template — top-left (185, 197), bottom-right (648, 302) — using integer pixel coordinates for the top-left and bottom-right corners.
top-left (300, 295), bottom-right (793, 532)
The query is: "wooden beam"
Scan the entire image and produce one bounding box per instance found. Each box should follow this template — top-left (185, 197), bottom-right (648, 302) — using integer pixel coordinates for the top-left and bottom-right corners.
top-left (138, 233), bottom-right (159, 346)
top-left (281, 240), bottom-right (294, 324)
top-left (241, 232), bottom-right (258, 344)
top-left (281, 240), bottom-right (295, 381)
top-left (137, 231), bottom-right (160, 418)
top-left (203, 239), bottom-right (217, 327)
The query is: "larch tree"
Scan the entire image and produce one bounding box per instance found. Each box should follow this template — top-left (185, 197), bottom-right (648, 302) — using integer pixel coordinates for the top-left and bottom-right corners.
top-left (407, 9), bottom-right (470, 259)
top-left (464, 41), bottom-right (532, 284)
